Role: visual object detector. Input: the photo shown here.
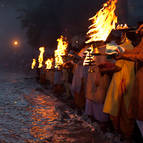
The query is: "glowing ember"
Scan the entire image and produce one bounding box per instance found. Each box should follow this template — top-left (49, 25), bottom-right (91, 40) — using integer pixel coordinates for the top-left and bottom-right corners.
top-left (31, 59), bottom-right (36, 69)
top-left (83, 46), bottom-right (94, 66)
top-left (54, 36), bottom-right (68, 69)
top-left (86, 0), bottom-right (118, 43)
top-left (38, 47), bottom-right (45, 68)
top-left (116, 24), bottom-right (128, 30)
top-left (45, 58), bottom-right (53, 70)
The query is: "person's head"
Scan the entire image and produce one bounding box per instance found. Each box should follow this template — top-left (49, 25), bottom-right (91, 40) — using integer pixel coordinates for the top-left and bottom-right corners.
top-left (106, 30), bottom-right (127, 45)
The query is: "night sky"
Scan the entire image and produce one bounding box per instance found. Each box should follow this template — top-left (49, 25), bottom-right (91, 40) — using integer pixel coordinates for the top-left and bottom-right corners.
top-left (0, 0), bottom-right (38, 69)
top-left (0, 0), bottom-right (104, 70)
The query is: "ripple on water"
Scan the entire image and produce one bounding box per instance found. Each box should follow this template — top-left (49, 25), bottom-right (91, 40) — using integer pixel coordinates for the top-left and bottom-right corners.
top-left (0, 73), bottom-right (104, 143)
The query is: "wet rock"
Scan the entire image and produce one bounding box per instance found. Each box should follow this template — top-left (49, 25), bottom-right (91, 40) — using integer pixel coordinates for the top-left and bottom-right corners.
top-left (35, 87), bottom-right (45, 92)
top-left (52, 123), bottom-right (96, 143)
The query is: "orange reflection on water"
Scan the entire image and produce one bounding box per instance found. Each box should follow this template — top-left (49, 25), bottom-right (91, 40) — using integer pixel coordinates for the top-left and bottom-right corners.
top-left (27, 93), bottom-right (58, 141)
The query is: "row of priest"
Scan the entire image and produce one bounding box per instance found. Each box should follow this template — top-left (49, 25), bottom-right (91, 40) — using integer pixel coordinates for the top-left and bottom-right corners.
top-left (70, 24), bottom-right (143, 141)
top-left (31, 0), bottom-right (143, 142)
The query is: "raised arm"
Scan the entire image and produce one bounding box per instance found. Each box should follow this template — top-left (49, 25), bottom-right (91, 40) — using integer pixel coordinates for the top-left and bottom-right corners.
top-left (121, 50), bottom-right (143, 62)
top-left (117, 38), bottom-right (143, 62)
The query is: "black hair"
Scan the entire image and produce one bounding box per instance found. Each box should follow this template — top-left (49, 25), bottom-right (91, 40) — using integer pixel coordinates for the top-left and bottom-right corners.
top-left (106, 30), bottom-right (122, 44)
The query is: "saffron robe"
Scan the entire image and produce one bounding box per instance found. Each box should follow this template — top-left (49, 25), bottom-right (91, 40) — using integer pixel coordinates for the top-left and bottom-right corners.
top-left (121, 38), bottom-right (143, 121)
top-left (103, 39), bottom-right (135, 116)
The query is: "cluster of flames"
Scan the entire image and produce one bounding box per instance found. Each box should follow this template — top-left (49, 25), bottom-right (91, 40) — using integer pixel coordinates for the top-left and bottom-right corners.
top-left (84, 0), bottom-right (129, 66)
top-left (86, 0), bottom-right (128, 44)
top-left (31, 36), bottom-right (68, 70)
top-left (32, 0), bottom-right (129, 70)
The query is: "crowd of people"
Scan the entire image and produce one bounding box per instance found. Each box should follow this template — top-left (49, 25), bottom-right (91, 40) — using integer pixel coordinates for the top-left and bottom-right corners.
top-left (39, 24), bottom-right (143, 143)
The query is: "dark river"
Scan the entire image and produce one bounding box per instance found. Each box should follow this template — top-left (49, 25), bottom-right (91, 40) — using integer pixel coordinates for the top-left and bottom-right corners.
top-left (0, 72), bottom-right (106, 143)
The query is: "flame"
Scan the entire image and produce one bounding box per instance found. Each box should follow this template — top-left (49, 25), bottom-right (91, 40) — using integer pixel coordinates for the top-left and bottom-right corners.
top-left (86, 0), bottom-right (118, 43)
top-left (45, 58), bottom-right (53, 70)
top-left (38, 47), bottom-right (45, 68)
top-left (95, 47), bottom-right (99, 54)
top-left (116, 24), bottom-right (128, 30)
top-left (83, 46), bottom-right (94, 66)
top-left (31, 59), bottom-right (36, 69)
top-left (54, 36), bottom-right (68, 69)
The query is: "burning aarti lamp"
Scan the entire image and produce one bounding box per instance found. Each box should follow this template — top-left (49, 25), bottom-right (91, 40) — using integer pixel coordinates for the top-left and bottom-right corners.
top-left (83, 46), bottom-right (96, 72)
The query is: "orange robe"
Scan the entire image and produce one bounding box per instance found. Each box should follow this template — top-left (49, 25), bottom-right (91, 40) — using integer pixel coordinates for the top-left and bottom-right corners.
top-left (103, 38), bottom-right (135, 138)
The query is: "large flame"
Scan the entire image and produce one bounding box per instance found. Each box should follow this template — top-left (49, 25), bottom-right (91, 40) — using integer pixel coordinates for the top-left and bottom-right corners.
top-left (45, 58), bottom-right (53, 70)
top-left (86, 0), bottom-right (118, 43)
top-left (54, 36), bottom-right (68, 69)
top-left (38, 47), bottom-right (45, 68)
top-left (31, 59), bottom-right (36, 69)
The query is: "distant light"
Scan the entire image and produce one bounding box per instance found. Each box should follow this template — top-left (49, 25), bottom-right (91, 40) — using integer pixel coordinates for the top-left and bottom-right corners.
top-left (12, 40), bottom-right (20, 48)
top-left (14, 41), bottom-right (19, 46)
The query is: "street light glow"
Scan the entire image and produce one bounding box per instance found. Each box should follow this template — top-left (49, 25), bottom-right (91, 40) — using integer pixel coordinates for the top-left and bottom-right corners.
top-left (13, 41), bottom-right (19, 46)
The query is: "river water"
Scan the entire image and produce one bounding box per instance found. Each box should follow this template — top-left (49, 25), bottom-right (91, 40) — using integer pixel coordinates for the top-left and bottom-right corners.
top-left (0, 71), bottom-right (106, 143)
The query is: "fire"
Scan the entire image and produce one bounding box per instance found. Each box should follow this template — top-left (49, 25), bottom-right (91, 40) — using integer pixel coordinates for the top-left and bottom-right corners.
top-left (45, 58), bottom-right (53, 70)
top-left (95, 47), bottom-right (99, 54)
top-left (83, 45), bottom-right (94, 66)
top-left (38, 47), bottom-right (45, 68)
top-left (31, 59), bottom-right (36, 69)
top-left (86, 0), bottom-right (118, 43)
top-left (54, 36), bottom-right (68, 69)
top-left (116, 24), bottom-right (128, 30)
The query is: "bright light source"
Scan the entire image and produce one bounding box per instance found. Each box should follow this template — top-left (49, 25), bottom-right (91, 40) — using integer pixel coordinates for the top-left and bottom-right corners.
top-left (13, 41), bottom-right (19, 46)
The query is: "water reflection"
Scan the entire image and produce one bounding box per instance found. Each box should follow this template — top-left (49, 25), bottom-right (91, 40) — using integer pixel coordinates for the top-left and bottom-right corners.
top-left (25, 93), bottom-right (96, 143)
top-left (26, 93), bottom-right (58, 142)
top-left (0, 73), bottom-right (97, 143)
